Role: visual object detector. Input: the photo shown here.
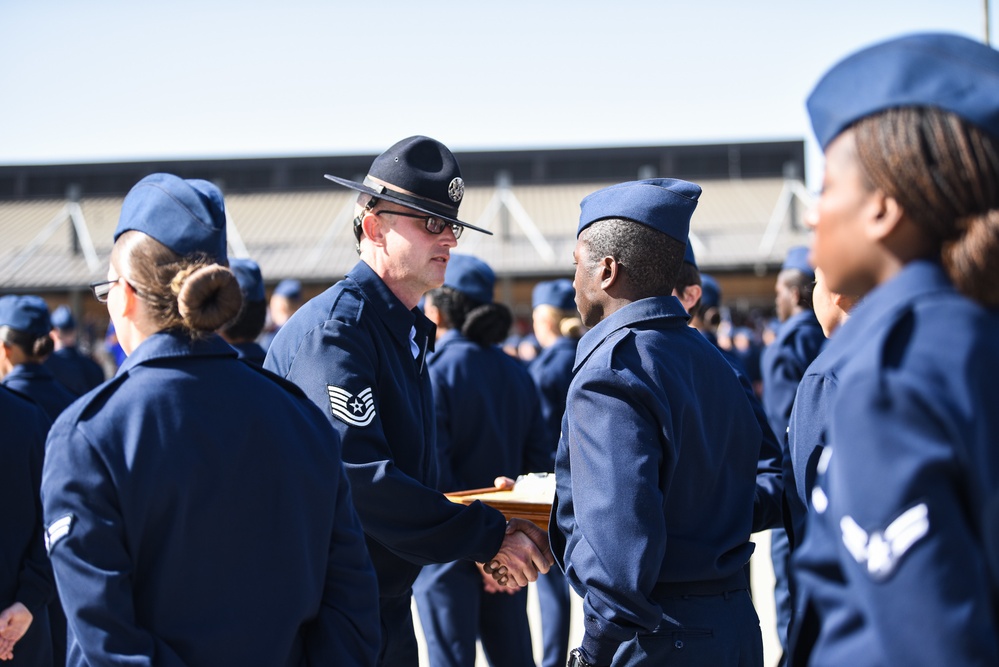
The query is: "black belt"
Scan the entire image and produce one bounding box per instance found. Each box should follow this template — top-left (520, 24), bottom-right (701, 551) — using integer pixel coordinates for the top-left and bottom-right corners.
top-left (652, 569), bottom-right (749, 598)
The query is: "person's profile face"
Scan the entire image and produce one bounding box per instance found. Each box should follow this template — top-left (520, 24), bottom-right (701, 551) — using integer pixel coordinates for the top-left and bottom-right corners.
top-left (807, 130), bottom-right (879, 298)
top-left (572, 238), bottom-right (604, 328)
top-left (377, 204), bottom-right (457, 295)
top-left (774, 272), bottom-right (796, 323)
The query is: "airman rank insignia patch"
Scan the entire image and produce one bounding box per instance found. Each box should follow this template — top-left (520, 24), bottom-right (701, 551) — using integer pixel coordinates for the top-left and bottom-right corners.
top-left (328, 385), bottom-right (376, 427)
top-left (45, 514), bottom-right (74, 554)
top-left (840, 502), bottom-right (929, 581)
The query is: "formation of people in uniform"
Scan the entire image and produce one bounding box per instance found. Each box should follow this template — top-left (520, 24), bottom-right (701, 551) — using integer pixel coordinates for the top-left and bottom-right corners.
top-left (2, 29), bottom-right (998, 667)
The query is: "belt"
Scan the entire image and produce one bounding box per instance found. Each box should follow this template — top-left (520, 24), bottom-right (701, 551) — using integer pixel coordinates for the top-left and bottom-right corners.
top-left (652, 569), bottom-right (749, 598)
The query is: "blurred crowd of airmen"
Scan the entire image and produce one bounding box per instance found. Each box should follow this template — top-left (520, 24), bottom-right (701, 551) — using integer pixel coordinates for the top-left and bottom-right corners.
top-left (2, 30), bottom-right (998, 667)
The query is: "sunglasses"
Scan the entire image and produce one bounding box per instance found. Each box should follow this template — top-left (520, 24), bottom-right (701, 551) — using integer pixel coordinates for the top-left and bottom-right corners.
top-left (374, 209), bottom-right (463, 239)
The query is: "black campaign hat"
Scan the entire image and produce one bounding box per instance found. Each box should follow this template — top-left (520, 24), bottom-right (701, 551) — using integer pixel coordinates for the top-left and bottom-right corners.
top-left (324, 135), bottom-right (492, 236)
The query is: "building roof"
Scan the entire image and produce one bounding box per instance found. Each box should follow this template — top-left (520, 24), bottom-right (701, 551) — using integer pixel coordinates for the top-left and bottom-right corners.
top-left (1, 176), bottom-right (811, 292)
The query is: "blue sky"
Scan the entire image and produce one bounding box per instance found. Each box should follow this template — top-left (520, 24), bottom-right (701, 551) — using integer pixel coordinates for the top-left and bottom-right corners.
top-left (1, 1), bottom-right (994, 188)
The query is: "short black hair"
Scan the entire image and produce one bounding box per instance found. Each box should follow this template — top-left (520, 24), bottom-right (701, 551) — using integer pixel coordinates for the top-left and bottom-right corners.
top-left (581, 218), bottom-right (685, 299)
top-left (780, 269), bottom-right (815, 310)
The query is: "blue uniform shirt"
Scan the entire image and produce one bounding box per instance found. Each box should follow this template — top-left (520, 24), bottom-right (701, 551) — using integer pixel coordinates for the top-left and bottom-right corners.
top-left (528, 335), bottom-right (578, 463)
top-left (760, 310), bottom-right (826, 443)
top-left (551, 297), bottom-right (760, 665)
top-left (42, 331), bottom-right (379, 666)
top-left (783, 342), bottom-right (849, 550)
top-left (793, 261), bottom-right (999, 665)
top-left (0, 386), bottom-right (54, 666)
top-left (2, 363), bottom-right (77, 423)
top-left (428, 329), bottom-right (550, 491)
top-left (43, 347), bottom-right (105, 397)
top-left (264, 260), bottom-right (507, 598)
top-left (229, 340), bottom-right (266, 367)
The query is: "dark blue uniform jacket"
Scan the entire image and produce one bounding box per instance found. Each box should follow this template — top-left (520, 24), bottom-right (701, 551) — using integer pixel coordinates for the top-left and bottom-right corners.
top-left (760, 310), bottom-right (826, 443)
top-left (0, 386), bottom-right (54, 666)
top-left (43, 347), bottom-right (105, 397)
top-left (551, 297), bottom-right (760, 665)
top-left (429, 330), bottom-right (550, 491)
top-left (528, 336), bottom-right (578, 466)
top-left (264, 261), bottom-right (507, 598)
top-left (792, 261), bottom-right (999, 666)
top-left (42, 331), bottom-right (379, 667)
top-left (2, 363), bottom-right (77, 423)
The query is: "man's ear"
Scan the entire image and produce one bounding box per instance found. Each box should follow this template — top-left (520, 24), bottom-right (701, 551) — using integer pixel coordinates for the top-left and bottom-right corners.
top-left (600, 255), bottom-right (620, 291)
top-left (680, 284), bottom-right (702, 311)
top-left (361, 210), bottom-right (386, 247)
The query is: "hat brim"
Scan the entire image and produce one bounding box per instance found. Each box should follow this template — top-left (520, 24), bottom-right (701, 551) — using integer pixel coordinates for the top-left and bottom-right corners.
top-left (324, 175), bottom-right (493, 236)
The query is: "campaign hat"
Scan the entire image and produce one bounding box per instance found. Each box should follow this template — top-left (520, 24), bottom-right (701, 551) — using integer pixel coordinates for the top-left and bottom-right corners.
top-left (324, 135), bottom-right (491, 235)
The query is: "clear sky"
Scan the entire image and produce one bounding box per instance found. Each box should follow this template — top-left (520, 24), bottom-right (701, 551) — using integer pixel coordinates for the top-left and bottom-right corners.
top-left (1, 0), bottom-right (994, 189)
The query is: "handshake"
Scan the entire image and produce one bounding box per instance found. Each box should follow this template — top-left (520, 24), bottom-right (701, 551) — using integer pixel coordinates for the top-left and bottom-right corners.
top-left (479, 477), bottom-right (556, 587)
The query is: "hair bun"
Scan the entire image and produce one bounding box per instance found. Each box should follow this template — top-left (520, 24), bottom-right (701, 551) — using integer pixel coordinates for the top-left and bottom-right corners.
top-left (176, 264), bottom-right (243, 332)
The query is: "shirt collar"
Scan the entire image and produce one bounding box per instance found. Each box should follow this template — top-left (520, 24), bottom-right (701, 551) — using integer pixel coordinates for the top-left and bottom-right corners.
top-left (574, 296), bottom-right (689, 372)
top-left (117, 330), bottom-right (237, 374)
top-left (346, 260), bottom-right (437, 355)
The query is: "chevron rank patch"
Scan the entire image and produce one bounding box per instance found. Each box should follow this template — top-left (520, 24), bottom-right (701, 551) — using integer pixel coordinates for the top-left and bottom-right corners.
top-left (327, 385), bottom-right (376, 427)
top-left (45, 514), bottom-right (74, 554)
top-left (840, 502), bottom-right (929, 581)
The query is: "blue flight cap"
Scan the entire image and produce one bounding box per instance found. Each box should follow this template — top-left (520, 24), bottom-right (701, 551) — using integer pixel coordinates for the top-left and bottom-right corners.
top-left (808, 32), bottom-right (999, 150)
top-left (782, 245), bottom-right (815, 280)
top-left (50, 305), bottom-right (75, 330)
top-left (444, 253), bottom-right (495, 304)
top-left (114, 173), bottom-right (228, 263)
top-left (683, 239), bottom-right (697, 268)
top-left (532, 279), bottom-right (576, 311)
top-left (577, 178), bottom-right (701, 241)
top-left (0, 295), bottom-right (52, 336)
top-left (229, 258), bottom-right (265, 302)
top-left (273, 279), bottom-right (302, 300)
top-left (700, 274), bottom-right (721, 310)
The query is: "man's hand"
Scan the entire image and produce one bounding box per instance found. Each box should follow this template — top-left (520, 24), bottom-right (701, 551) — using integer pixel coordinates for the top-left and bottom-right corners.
top-left (482, 518), bottom-right (554, 587)
top-left (0, 602), bottom-right (33, 661)
top-left (477, 562), bottom-right (519, 595)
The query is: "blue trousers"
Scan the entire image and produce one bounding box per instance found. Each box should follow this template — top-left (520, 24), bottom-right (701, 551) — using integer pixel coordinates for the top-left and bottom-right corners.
top-left (536, 567), bottom-right (571, 667)
top-left (414, 560), bottom-right (534, 667)
top-left (613, 589), bottom-right (763, 666)
top-left (379, 593), bottom-right (420, 667)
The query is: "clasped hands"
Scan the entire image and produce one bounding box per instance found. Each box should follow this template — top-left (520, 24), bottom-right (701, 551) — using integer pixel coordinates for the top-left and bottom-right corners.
top-left (479, 476), bottom-right (555, 588)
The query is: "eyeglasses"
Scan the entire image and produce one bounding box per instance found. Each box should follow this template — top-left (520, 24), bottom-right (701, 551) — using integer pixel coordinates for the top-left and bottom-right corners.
top-left (373, 209), bottom-right (463, 239)
top-left (89, 278), bottom-right (121, 303)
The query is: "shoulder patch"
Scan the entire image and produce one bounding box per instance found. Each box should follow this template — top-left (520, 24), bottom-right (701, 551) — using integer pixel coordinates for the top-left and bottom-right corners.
top-left (327, 385), bottom-right (376, 427)
top-left (45, 514), bottom-right (74, 554)
top-left (840, 502), bottom-right (929, 581)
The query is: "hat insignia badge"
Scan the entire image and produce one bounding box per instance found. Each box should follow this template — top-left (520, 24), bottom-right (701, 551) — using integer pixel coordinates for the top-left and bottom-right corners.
top-left (448, 177), bottom-right (464, 203)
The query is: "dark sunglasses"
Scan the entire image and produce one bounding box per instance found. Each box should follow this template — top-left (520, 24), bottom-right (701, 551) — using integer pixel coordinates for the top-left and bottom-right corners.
top-left (374, 209), bottom-right (463, 239)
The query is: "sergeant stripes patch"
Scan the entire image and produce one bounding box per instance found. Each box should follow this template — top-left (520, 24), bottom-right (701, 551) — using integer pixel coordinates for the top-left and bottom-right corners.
top-left (327, 385), bottom-right (376, 427)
